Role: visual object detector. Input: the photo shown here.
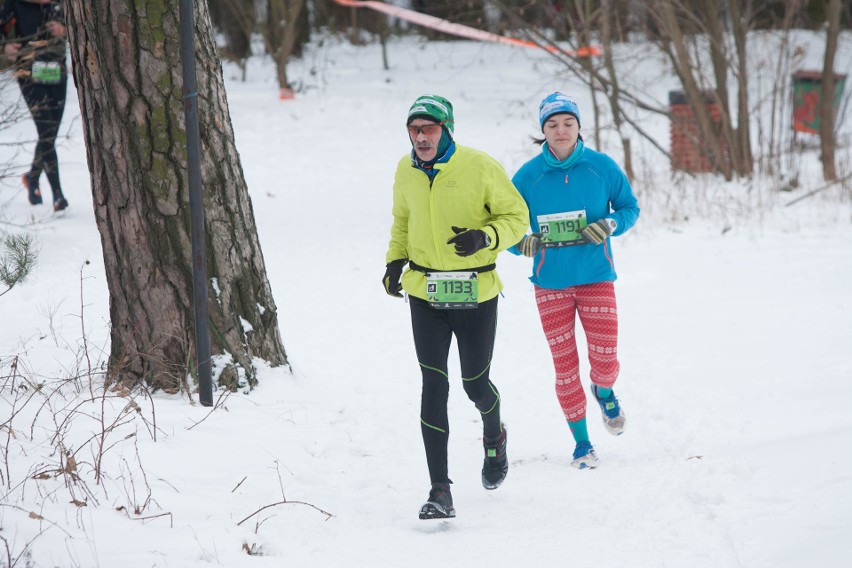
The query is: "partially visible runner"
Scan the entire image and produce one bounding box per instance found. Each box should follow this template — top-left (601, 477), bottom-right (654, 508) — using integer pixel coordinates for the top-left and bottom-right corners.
top-left (1, 0), bottom-right (69, 211)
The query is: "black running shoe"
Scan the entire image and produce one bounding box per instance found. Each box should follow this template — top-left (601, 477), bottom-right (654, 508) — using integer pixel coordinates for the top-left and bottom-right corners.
top-left (22, 175), bottom-right (42, 205)
top-left (481, 425), bottom-right (508, 490)
top-left (53, 197), bottom-right (69, 212)
top-left (419, 482), bottom-right (455, 520)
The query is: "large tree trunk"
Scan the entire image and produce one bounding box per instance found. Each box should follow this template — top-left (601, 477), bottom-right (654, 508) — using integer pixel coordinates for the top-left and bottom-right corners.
top-left (64, 0), bottom-right (287, 392)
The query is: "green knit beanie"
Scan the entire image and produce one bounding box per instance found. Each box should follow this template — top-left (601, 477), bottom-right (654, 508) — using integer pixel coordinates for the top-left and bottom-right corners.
top-left (407, 94), bottom-right (454, 137)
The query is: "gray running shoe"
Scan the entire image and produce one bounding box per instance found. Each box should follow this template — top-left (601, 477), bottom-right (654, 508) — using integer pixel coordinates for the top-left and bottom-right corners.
top-left (591, 384), bottom-right (626, 435)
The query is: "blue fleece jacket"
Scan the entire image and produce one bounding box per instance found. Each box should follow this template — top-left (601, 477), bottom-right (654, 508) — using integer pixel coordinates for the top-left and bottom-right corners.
top-left (509, 145), bottom-right (639, 289)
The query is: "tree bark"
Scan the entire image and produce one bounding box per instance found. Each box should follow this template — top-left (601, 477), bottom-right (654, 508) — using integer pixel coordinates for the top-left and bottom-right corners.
top-left (820, 0), bottom-right (840, 182)
top-left (701, 0), bottom-right (737, 169)
top-left (727, 0), bottom-right (753, 176)
top-left (64, 0), bottom-right (287, 391)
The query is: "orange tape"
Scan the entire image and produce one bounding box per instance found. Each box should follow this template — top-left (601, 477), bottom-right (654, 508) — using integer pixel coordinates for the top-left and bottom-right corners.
top-left (332, 0), bottom-right (600, 57)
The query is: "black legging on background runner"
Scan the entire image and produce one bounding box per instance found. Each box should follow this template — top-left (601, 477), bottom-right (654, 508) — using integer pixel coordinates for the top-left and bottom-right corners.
top-left (409, 295), bottom-right (502, 484)
top-left (19, 74), bottom-right (67, 201)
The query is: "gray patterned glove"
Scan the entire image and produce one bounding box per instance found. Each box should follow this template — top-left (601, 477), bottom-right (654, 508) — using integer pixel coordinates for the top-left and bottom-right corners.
top-left (581, 219), bottom-right (614, 245)
top-left (516, 233), bottom-right (543, 257)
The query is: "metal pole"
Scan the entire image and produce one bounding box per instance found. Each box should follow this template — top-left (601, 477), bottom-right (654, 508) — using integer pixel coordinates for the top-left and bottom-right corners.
top-left (178, 0), bottom-right (213, 407)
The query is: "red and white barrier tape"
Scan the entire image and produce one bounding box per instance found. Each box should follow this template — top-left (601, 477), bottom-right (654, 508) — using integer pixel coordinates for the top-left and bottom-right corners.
top-left (332, 0), bottom-right (601, 57)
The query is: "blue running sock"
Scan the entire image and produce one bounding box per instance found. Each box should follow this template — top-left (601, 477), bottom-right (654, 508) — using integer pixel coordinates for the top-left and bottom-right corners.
top-left (595, 386), bottom-right (613, 400)
top-left (568, 418), bottom-right (589, 443)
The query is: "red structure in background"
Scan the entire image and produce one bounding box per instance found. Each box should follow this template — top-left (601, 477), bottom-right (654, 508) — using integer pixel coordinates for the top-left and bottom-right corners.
top-left (669, 91), bottom-right (727, 174)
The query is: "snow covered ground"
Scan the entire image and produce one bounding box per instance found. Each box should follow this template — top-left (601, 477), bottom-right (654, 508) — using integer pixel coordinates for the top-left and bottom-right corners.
top-left (1, 30), bottom-right (851, 567)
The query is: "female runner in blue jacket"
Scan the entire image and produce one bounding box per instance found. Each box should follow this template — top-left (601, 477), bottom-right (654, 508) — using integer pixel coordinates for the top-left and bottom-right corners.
top-left (510, 92), bottom-right (639, 469)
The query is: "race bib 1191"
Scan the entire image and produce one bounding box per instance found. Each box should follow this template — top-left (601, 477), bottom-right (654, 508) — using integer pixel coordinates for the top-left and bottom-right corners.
top-left (538, 210), bottom-right (587, 247)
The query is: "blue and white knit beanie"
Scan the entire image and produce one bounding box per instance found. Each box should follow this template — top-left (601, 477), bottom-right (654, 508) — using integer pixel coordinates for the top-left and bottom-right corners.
top-left (407, 94), bottom-right (454, 138)
top-left (539, 92), bottom-right (581, 130)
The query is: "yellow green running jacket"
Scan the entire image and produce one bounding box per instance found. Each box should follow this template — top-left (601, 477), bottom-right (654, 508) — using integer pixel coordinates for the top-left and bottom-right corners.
top-left (385, 145), bottom-right (529, 302)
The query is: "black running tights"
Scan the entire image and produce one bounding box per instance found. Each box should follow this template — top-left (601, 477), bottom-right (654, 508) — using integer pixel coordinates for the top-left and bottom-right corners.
top-left (409, 295), bottom-right (502, 484)
top-left (19, 76), bottom-right (67, 199)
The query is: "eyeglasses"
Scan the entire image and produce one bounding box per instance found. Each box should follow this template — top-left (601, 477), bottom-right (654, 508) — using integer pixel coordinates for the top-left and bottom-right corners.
top-left (407, 122), bottom-right (444, 137)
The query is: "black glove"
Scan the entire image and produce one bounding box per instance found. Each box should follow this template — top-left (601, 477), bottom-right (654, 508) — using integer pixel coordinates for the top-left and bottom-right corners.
top-left (516, 233), bottom-right (543, 257)
top-left (382, 259), bottom-right (406, 297)
top-left (581, 219), bottom-right (613, 245)
top-left (447, 226), bottom-right (489, 257)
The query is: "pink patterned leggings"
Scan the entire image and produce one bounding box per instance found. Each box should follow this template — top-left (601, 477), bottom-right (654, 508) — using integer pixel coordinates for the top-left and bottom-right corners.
top-left (534, 282), bottom-right (620, 422)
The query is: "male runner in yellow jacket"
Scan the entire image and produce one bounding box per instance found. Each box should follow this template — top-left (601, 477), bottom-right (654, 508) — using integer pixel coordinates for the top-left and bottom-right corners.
top-left (382, 94), bottom-right (528, 520)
